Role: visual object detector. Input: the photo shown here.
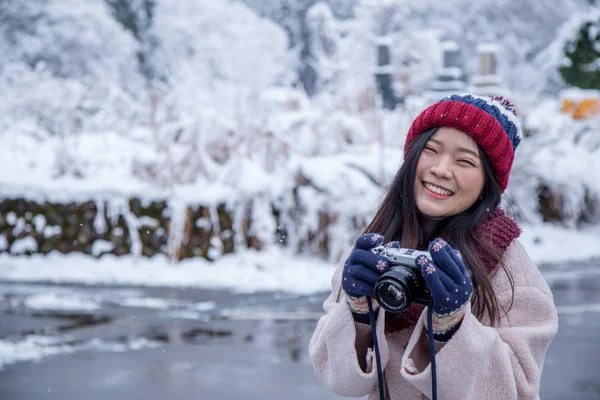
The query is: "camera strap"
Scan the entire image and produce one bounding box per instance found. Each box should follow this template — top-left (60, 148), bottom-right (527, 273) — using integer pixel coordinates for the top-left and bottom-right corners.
top-left (427, 300), bottom-right (438, 400)
top-left (367, 297), bottom-right (385, 400)
top-left (367, 297), bottom-right (438, 400)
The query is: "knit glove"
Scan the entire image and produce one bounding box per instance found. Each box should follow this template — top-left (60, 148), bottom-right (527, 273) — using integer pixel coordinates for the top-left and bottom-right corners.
top-left (415, 238), bottom-right (473, 341)
top-left (342, 233), bottom-right (391, 323)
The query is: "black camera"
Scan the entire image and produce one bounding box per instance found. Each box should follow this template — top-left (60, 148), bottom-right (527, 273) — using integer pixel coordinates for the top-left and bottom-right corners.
top-left (372, 246), bottom-right (431, 313)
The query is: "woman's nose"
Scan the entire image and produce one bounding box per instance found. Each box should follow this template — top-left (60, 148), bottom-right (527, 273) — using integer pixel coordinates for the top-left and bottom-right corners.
top-left (430, 157), bottom-right (453, 178)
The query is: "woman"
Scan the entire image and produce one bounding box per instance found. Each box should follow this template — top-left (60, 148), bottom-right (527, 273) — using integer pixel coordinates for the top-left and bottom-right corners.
top-left (309, 94), bottom-right (558, 400)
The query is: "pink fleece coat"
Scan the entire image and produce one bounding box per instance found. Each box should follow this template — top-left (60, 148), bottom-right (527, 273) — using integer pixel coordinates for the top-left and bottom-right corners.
top-left (309, 240), bottom-right (558, 400)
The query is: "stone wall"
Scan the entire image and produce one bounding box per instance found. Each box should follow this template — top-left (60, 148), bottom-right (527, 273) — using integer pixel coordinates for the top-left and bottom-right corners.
top-left (0, 198), bottom-right (261, 260)
top-left (0, 194), bottom-right (342, 261)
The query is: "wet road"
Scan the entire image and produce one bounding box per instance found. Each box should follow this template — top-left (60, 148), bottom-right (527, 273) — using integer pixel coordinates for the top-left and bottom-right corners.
top-left (1, 263), bottom-right (600, 400)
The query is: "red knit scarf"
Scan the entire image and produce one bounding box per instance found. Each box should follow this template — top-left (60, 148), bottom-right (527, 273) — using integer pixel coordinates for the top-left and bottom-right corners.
top-left (385, 208), bottom-right (521, 332)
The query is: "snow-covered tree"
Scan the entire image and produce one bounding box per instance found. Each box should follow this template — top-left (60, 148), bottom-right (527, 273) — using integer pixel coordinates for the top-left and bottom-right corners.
top-left (305, 3), bottom-right (340, 95)
top-left (130, 0), bottom-right (297, 185)
top-left (104, 0), bottom-right (158, 81)
top-left (0, 0), bottom-right (146, 137)
top-left (237, 0), bottom-right (357, 95)
top-left (559, 13), bottom-right (600, 89)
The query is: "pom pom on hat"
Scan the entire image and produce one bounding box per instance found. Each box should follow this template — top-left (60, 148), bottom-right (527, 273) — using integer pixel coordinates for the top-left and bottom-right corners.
top-left (405, 94), bottom-right (523, 192)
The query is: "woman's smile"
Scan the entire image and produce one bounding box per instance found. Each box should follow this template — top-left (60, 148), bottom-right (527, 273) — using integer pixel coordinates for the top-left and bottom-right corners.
top-left (422, 181), bottom-right (454, 198)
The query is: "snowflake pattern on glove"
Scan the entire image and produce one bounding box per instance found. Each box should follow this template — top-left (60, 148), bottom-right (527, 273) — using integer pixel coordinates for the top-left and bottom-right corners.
top-left (414, 238), bottom-right (473, 341)
top-left (431, 240), bottom-right (446, 252)
top-left (371, 233), bottom-right (383, 243)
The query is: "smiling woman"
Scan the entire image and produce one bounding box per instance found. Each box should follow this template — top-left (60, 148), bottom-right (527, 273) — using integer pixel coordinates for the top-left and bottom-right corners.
top-left (309, 94), bottom-right (558, 400)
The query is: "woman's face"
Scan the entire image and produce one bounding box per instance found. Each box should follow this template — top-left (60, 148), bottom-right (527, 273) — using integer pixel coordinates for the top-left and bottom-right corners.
top-left (414, 127), bottom-right (486, 218)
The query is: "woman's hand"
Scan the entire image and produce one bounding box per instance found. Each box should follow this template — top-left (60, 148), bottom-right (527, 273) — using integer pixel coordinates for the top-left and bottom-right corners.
top-left (342, 233), bottom-right (391, 320)
top-left (415, 238), bottom-right (473, 341)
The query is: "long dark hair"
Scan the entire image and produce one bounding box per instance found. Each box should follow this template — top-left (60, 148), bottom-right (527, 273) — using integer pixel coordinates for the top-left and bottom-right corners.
top-left (364, 128), bottom-right (514, 324)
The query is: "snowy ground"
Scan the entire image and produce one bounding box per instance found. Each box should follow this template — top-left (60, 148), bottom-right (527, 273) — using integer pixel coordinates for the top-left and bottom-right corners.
top-left (1, 264), bottom-right (600, 400)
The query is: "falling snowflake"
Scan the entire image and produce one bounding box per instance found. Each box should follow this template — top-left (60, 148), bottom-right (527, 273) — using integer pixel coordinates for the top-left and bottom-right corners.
top-left (417, 256), bottom-right (428, 266)
top-left (431, 240), bottom-right (445, 252)
top-left (376, 260), bottom-right (387, 271)
top-left (425, 265), bottom-right (436, 275)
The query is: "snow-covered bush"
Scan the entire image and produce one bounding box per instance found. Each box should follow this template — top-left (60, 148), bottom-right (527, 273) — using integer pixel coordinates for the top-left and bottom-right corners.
top-left (0, 0), bottom-right (146, 137)
top-left (509, 97), bottom-right (600, 227)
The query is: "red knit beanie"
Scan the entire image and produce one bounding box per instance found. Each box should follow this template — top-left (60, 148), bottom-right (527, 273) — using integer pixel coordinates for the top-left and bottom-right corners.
top-left (405, 94), bottom-right (522, 192)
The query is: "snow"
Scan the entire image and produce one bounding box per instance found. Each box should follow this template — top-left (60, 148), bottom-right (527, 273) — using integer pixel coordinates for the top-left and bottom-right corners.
top-left (520, 224), bottom-right (600, 266)
top-left (374, 36), bottom-right (394, 46)
top-left (6, 212), bottom-right (17, 225)
top-left (0, 247), bottom-right (334, 294)
top-left (91, 240), bottom-right (114, 257)
top-left (477, 43), bottom-right (499, 53)
top-left (472, 75), bottom-right (502, 85)
top-left (118, 297), bottom-right (215, 311)
top-left (0, 336), bottom-right (161, 370)
top-left (442, 41), bottom-right (459, 51)
top-left (119, 297), bottom-right (178, 310)
top-left (32, 214), bottom-right (46, 232)
top-left (43, 225), bottom-right (62, 238)
top-left (10, 237), bottom-right (38, 253)
top-left (1, 225), bottom-right (599, 295)
top-left (0, 0), bottom-right (599, 297)
top-left (24, 293), bottom-right (100, 311)
top-left (561, 87), bottom-right (600, 100)
top-left (438, 66), bottom-right (464, 79)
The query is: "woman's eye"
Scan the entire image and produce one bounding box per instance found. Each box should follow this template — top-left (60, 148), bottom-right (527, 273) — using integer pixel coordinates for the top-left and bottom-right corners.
top-left (458, 159), bottom-right (475, 166)
top-left (424, 146), bottom-right (437, 153)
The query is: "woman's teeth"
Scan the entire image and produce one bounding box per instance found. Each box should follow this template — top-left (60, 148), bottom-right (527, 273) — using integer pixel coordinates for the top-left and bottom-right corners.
top-left (424, 182), bottom-right (453, 196)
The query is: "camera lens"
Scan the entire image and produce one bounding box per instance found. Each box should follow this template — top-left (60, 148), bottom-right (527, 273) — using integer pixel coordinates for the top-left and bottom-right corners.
top-left (386, 285), bottom-right (404, 303)
top-left (375, 281), bottom-right (408, 312)
top-left (374, 266), bottom-right (419, 313)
